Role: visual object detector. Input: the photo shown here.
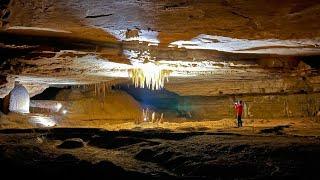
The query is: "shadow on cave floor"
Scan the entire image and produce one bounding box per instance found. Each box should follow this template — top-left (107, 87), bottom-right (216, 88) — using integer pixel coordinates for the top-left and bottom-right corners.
top-left (259, 125), bottom-right (291, 135)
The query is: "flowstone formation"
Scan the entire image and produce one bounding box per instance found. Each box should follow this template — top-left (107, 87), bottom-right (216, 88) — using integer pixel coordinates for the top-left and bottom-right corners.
top-left (8, 83), bottom-right (30, 113)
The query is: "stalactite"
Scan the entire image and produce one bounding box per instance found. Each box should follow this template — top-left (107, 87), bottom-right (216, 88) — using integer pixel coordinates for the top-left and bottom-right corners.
top-left (70, 81), bottom-right (116, 99)
top-left (95, 84), bottom-right (97, 96)
top-left (128, 63), bottom-right (171, 90)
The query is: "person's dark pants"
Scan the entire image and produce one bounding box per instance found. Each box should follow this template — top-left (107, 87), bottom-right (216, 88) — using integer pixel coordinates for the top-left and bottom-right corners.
top-left (237, 115), bottom-right (242, 127)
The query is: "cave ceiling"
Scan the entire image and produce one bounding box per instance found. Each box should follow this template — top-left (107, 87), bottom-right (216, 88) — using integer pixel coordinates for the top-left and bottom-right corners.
top-left (1, 0), bottom-right (320, 97)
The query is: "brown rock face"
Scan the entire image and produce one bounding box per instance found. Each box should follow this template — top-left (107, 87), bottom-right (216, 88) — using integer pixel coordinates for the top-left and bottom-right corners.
top-left (0, 0), bottom-right (319, 120)
top-left (54, 88), bottom-right (142, 124)
top-left (1, 94), bottom-right (10, 114)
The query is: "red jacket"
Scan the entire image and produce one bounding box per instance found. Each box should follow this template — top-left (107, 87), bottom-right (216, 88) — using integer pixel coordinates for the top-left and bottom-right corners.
top-left (235, 103), bottom-right (243, 116)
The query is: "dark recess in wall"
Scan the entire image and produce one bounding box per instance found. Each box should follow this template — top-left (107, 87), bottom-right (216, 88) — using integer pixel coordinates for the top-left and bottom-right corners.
top-left (302, 55), bottom-right (320, 69)
top-left (31, 87), bottom-right (67, 100)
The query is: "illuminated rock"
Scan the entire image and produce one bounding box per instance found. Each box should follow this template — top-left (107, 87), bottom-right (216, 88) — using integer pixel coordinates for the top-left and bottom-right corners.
top-left (129, 62), bottom-right (171, 90)
top-left (9, 83), bottom-right (30, 113)
top-left (125, 29), bottom-right (139, 39)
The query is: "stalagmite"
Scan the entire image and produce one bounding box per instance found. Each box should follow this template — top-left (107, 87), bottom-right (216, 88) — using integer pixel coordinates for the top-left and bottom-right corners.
top-left (8, 83), bottom-right (30, 113)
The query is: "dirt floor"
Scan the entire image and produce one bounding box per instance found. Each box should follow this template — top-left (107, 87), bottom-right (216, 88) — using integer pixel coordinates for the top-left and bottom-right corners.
top-left (1, 112), bottom-right (320, 136)
top-left (0, 114), bottom-right (320, 179)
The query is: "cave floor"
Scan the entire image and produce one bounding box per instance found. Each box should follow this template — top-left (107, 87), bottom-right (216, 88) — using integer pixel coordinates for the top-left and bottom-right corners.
top-left (0, 126), bottom-right (319, 179)
top-left (1, 112), bottom-right (320, 137)
top-left (0, 114), bottom-right (320, 179)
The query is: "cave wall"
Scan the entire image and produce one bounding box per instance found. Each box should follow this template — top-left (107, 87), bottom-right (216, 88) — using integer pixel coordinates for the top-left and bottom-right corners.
top-left (16, 85), bottom-right (320, 123)
top-left (52, 88), bottom-right (142, 122)
top-left (166, 75), bottom-right (320, 97)
top-left (178, 93), bottom-right (320, 120)
top-left (121, 84), bottom-right (320, 121)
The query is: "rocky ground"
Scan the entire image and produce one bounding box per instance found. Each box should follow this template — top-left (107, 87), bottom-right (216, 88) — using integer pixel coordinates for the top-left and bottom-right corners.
top-left (0, 120), bottom-right (320, 179)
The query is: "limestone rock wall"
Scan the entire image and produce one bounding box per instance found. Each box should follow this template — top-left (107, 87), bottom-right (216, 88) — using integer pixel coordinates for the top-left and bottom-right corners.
top-left (178, 93), bottom-right (320, 120)
top-left (166, 75), bottom-right (320, 97)
top-left (53, 88), bottom-right (142, 122)
top-left (122, 84), bottom-right (320, 121)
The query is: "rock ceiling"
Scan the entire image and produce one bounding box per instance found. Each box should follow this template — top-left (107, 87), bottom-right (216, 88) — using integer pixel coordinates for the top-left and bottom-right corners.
top-left (1, 0), bottom-right (320, 97)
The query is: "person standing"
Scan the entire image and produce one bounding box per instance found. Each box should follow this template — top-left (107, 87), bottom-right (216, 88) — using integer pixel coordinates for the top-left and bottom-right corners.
top-left (234, 100), bottom-right (243, 127)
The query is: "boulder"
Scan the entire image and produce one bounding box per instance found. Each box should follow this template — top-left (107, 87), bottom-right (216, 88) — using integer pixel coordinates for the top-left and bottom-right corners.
top-left (57, 138), bottom-right (85, 149)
